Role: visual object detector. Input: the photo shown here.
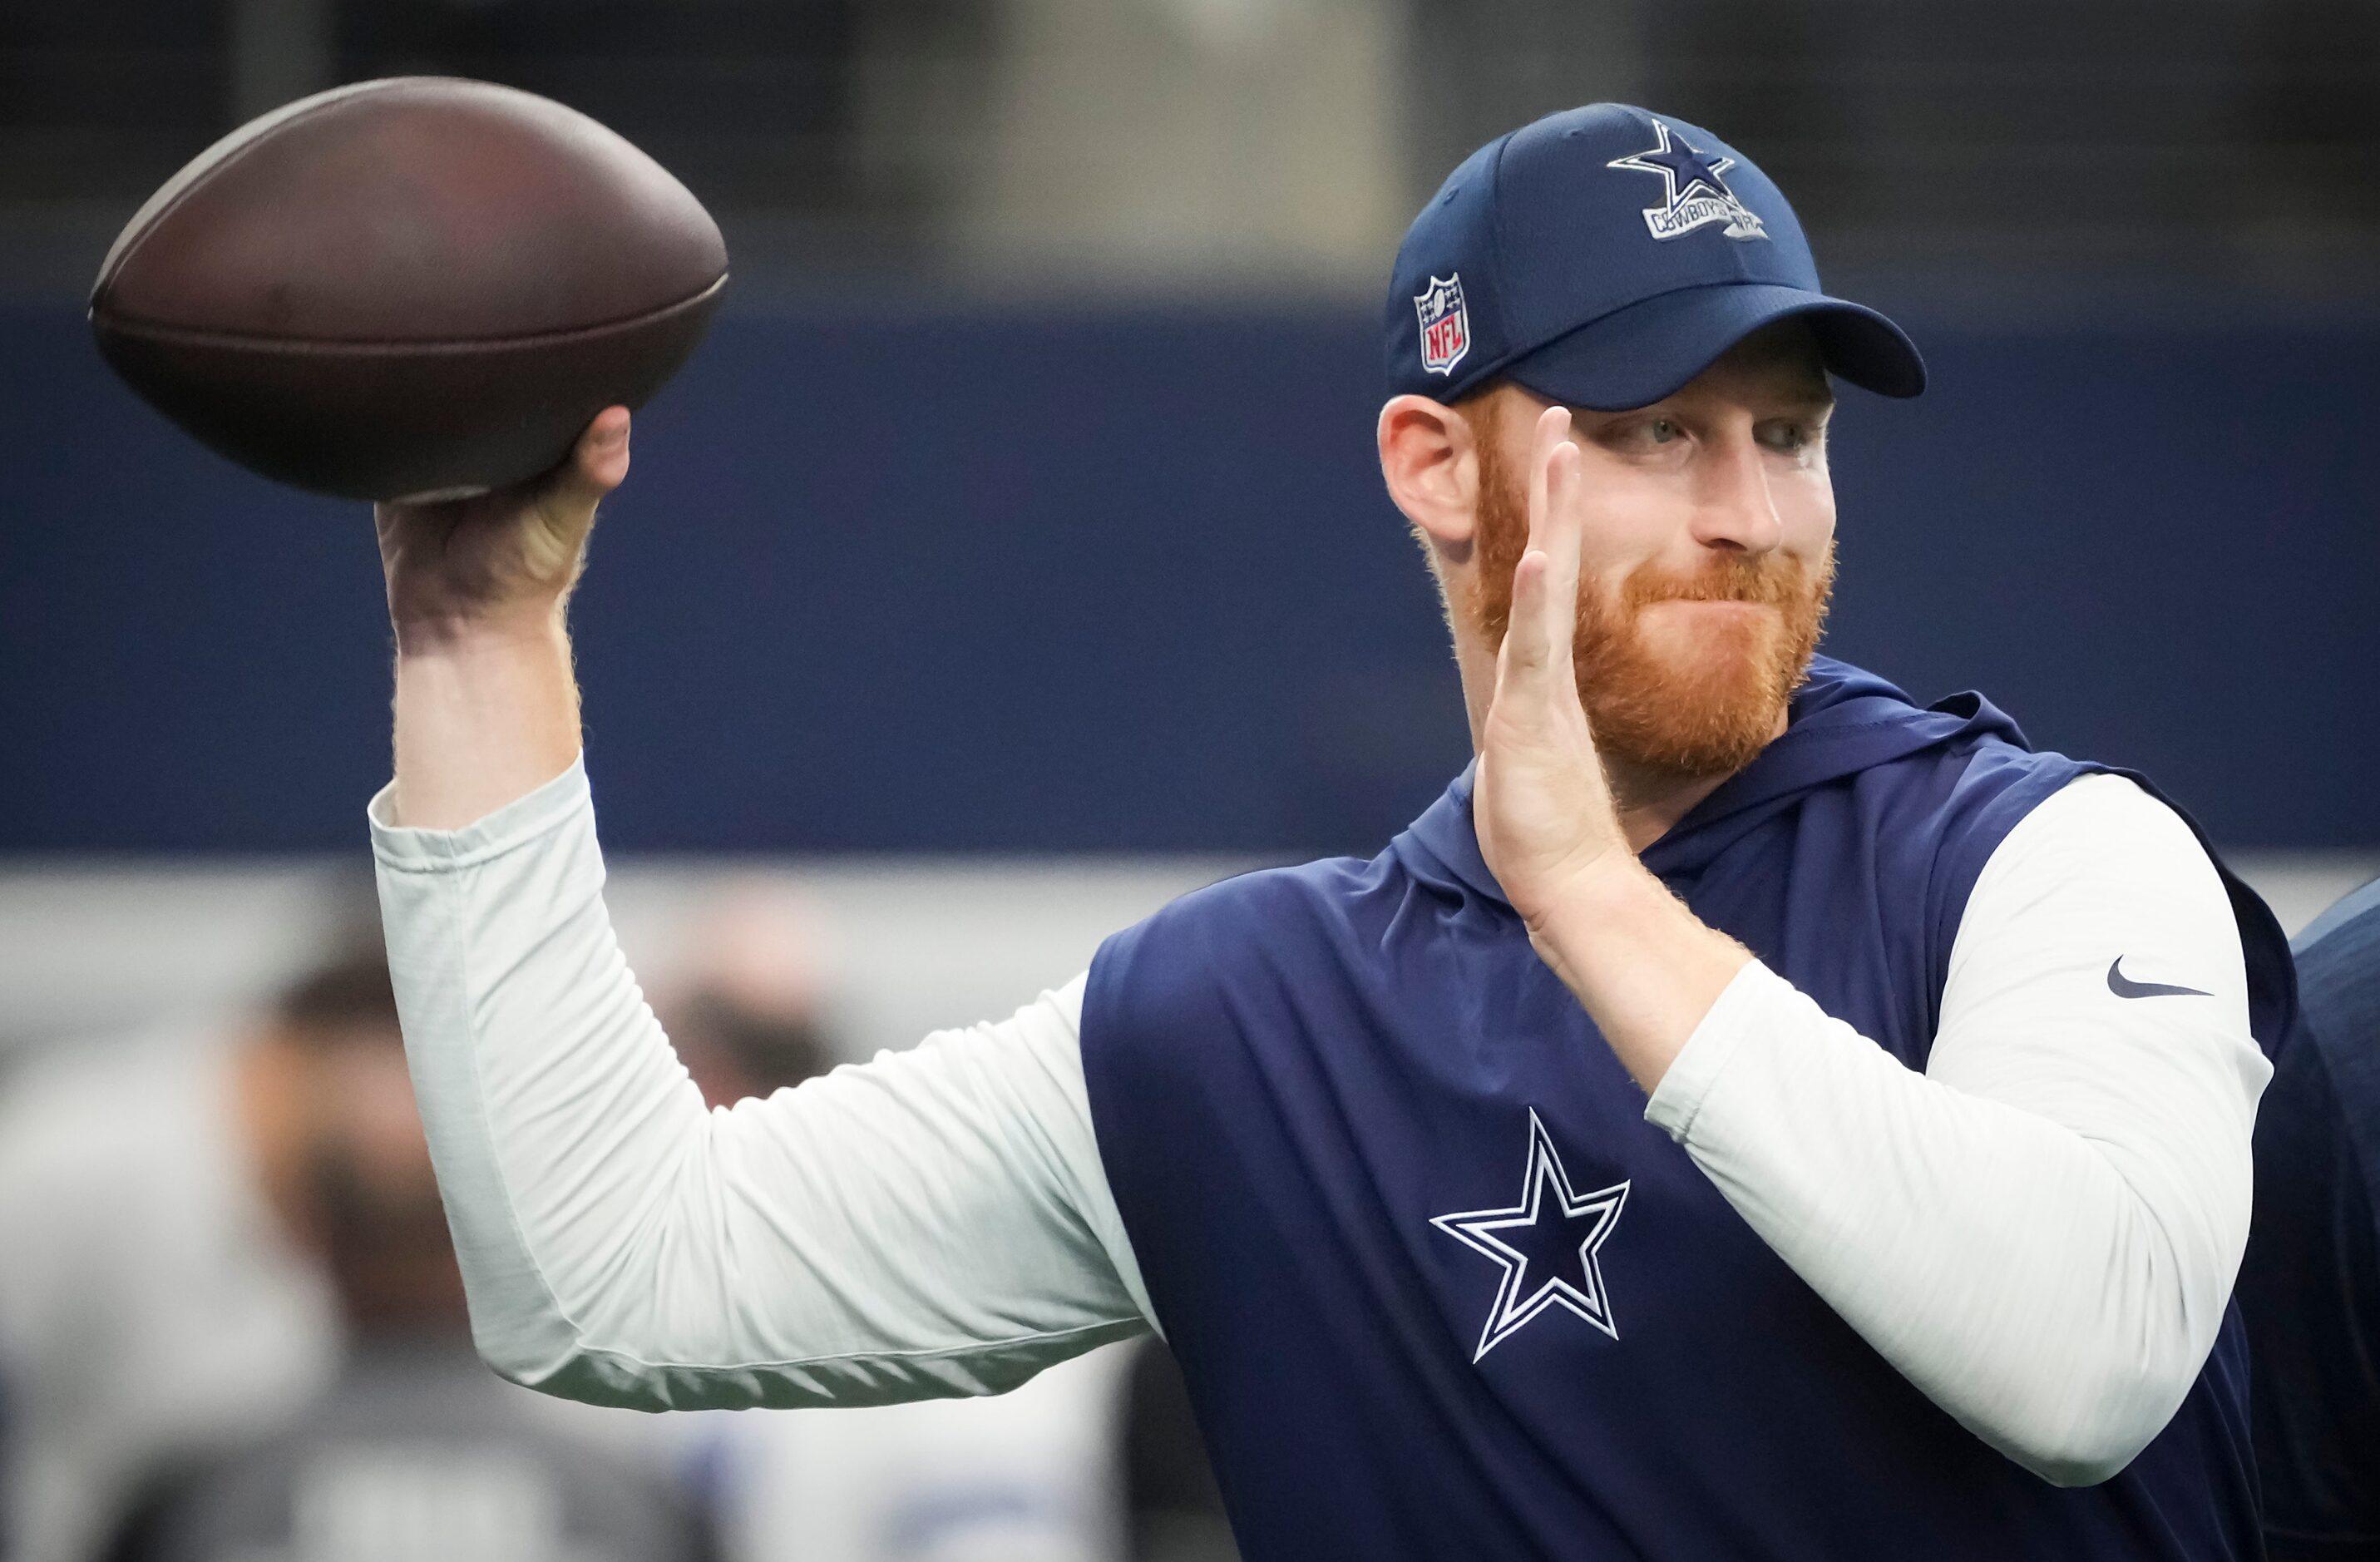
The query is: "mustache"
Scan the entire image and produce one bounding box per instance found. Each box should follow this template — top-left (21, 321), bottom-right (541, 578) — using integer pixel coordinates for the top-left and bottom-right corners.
top-left (1617, 551), bottom-right (1821, 610)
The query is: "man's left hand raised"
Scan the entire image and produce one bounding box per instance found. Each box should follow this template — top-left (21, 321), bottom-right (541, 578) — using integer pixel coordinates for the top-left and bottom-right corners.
top-left (1472, 404), bottom-right (1752, 1091)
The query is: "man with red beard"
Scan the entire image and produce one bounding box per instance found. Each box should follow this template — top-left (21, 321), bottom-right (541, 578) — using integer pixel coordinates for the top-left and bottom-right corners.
top-left (368, 106), bottom-right (2294, 1560)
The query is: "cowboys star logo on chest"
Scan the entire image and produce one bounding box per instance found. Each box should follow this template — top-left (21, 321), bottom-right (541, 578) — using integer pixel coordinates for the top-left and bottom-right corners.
top-left (1432, 1110), bottom-right (1631, 1359)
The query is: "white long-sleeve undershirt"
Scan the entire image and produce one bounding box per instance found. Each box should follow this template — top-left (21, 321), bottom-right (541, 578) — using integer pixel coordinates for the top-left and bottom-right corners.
top-left (370, 762), bottom-right (2266, 1485)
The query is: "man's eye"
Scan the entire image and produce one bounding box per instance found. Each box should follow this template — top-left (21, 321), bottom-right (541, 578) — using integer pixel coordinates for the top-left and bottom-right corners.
top-left (1761, 423), bottom-right (1810, 452)
top-left (1647, 418), bottom-right (1681, 444)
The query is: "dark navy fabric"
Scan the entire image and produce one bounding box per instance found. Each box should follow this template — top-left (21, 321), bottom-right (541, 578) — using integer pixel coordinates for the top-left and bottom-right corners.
top-left (2244, 878), bottom-right (2380, 1561)
top-left (1080, 657), bottom-right (2295, 1562)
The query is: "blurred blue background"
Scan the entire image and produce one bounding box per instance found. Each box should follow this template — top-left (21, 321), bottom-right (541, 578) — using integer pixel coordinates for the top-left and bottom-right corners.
top-left (4, 299), bottom-right (2375, 853)
top-left (7, 0), bottom-right (2380, 859)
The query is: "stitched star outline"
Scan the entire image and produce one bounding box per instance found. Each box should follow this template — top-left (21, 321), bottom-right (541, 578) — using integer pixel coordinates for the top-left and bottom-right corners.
top-left (1605, 117), bottom-right (1739, 209)
top-left (1431, 1110), bottom-right (1631, 1361)
top-left (1604, 118), bottom-right (1768, 241)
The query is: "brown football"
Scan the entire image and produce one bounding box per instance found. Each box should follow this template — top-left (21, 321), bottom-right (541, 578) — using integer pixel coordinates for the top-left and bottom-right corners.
top-left (90, 77), bottom-right (727, 502)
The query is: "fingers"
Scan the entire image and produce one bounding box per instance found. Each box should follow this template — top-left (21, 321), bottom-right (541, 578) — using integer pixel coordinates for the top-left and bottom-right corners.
top-left (1504, 405), bottom-right (1582, 681)
top-left (546, 407), bottom-right (632, 512)
top-left (1504, 547), bottom-right (1554, 675)
top-left (1524, 403), bottom-right (1562, 560)
top-left (1535, 418), bottom-right (1583, 663)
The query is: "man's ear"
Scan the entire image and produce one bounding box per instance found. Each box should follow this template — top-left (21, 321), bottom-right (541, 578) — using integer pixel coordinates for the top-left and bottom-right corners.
top-left (1377, 393), bottom-right (1489, 559)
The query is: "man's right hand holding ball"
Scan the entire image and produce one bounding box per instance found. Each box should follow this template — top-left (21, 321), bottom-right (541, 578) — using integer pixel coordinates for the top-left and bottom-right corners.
top-left (376, 408), bottom-right (630, 830)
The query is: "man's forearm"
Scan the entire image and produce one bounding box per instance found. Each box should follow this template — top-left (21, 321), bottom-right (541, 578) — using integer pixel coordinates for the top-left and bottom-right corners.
top-left (377, 408), bottom-right (626, 829)
top-left (390, 611), bottom-right (582, 829)
top-left (1529, 778), bottom-right (2265, 1485)
top-left (1543, 894), bottom-right (2234, 1484)
top-left (369, 762), bottom-right (1150, 1411)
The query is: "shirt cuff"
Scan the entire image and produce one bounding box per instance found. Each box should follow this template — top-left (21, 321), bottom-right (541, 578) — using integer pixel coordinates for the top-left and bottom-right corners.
top-left (1643, 957), bottom-right (1795, 1143)
top-left (368, 754), bottom-right (590, 873)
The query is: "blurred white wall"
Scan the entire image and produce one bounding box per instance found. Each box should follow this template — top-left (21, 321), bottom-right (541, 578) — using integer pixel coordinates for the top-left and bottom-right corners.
top-left (0, 850), bottom-right (2369, 1063)
top-left (0, 856), bottom-right (1251, 1061)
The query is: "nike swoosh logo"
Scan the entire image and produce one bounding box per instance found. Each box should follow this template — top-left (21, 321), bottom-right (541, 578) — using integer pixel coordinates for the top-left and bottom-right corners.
top-left (2106, 957), bottom-right (2210, 1000)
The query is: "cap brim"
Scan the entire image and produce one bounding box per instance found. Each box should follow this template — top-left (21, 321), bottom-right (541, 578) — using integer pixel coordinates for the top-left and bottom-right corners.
top-left (1502, 282), bottom-right (1925, 411)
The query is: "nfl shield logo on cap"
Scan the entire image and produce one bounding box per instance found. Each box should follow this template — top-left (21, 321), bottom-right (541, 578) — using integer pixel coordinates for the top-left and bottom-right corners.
top-left (1415, 274), bottom-right (1469, 376)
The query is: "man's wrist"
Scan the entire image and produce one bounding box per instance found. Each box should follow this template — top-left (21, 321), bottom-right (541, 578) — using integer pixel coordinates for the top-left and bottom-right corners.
top-left (1523, 845), bottom-right (1663, 932)
top-left (388, 607), bottom-right (581, 830)
top-left (1526, 857), bottom-right (1753, 1092)
top-left (391, 597), bottom-right (570, 659)
top-left (1523, 853), bottom-right (1670, 976)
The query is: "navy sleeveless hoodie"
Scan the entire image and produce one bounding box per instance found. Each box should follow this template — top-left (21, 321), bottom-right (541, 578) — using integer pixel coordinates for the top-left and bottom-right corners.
top-left (1080, 658), bottom-right (2296, 1561)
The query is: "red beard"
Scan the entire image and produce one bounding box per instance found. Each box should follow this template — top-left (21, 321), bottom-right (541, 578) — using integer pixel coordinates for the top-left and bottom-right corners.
top-left (1467, 441), bottom-right (1834, 779)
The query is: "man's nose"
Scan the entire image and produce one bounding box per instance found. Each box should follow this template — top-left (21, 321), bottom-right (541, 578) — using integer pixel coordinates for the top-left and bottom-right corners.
top-left (1691, 430), bottom-right (1784, 555)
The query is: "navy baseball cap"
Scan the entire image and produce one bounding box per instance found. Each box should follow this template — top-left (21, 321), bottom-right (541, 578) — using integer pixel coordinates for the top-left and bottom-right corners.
top-left (1385, 104), bottom-right (1924, 409)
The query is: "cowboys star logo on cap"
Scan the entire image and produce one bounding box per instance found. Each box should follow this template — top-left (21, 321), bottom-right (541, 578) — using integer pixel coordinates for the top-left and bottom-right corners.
top-left (1414, 274), bottom-right (1470, 376)
top-left (1606, 120), bottom-right (1768, 243)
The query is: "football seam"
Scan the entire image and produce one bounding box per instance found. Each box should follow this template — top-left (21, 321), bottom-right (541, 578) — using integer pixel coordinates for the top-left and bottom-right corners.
top-left (92, 79), bottom-right (417, 299)
top-left (90, 273), bottom-right (728, 354)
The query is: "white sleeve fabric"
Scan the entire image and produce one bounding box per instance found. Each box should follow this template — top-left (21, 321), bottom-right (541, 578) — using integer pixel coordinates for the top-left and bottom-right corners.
top-left (369, 757), bottom-right (1152, 1413)
top-left (1644, 773), bottom-right (2271, 1486)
